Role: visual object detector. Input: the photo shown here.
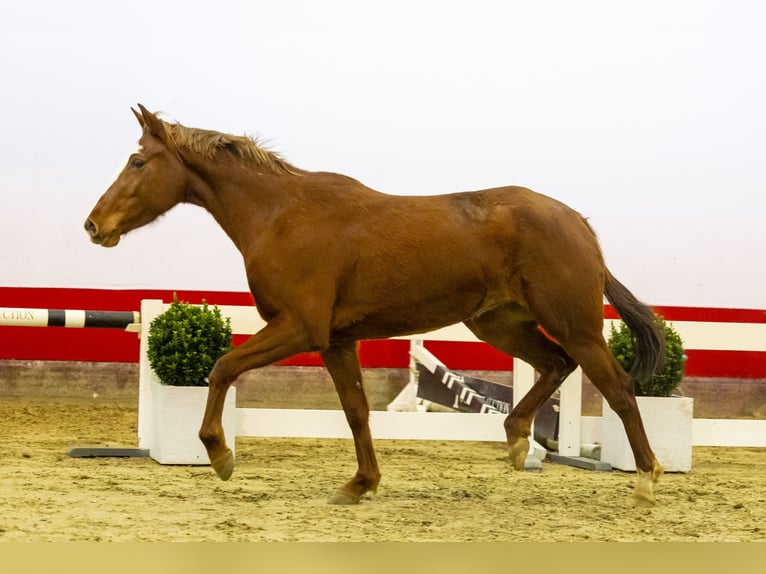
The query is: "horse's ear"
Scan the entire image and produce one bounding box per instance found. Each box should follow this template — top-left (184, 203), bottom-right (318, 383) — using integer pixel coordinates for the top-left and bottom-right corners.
top-left (131, 106), bottom-right (145, 128)
top-left (137, 103), bottom-right (166, 141)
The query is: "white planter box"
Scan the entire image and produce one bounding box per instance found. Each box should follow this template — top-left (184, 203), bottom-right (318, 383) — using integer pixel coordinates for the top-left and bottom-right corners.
top-left (601, 396), bottom-right (694, 472)
top-left (150, 381), bottom-right (237, 465)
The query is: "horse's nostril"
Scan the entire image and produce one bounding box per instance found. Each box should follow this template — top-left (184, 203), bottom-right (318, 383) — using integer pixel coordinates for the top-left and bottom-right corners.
top-left (84, 219), bottom-right (97, 237)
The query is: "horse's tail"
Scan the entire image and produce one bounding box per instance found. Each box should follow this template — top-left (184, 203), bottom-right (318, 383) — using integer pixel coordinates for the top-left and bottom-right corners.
top-left (603, 270), bottom-right (665, 383)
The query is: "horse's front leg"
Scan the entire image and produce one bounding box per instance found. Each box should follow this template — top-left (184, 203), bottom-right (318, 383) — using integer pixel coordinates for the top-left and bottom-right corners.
top-left (200, 315), bottom-right (316, 480)
top-left (321, 343), bottom-right (381, 505)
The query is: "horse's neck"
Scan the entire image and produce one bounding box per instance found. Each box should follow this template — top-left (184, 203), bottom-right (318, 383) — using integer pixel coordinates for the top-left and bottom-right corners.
top-left (183, 155), bottom-right (287, 251)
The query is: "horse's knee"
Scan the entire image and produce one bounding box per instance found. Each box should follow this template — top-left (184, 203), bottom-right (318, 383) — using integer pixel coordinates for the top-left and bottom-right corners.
top-left (208, 353), bottom-right (235, 388)
top-left (335, 381), bottom-right (370, 431)
top-left (342, 406), bottom-right (369, 434)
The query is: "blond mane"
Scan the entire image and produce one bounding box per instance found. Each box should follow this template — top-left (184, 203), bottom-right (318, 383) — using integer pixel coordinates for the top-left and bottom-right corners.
top-left (162, 120), bottom-right (299, 175)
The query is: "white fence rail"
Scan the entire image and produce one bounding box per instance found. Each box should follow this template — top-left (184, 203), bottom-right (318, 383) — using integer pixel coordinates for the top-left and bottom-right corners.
top-left (137, 300), bottom-right (766, 454)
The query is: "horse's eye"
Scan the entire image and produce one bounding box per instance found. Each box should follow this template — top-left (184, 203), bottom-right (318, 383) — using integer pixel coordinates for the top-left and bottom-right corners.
top-left (130, 157), bottom-right (145, 168)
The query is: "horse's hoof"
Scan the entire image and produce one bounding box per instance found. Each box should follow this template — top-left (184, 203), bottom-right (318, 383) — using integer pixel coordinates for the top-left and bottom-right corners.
top-left (631, 492), bottom-right (656, 508)
top-left (631, 460), bottom-right (662, 507)
top-left (211, 450), bottom-right (234, 481)
top-left (328, 489), bottom-right (361, 505)
top-left (508, 437), bottom-right (530, 471)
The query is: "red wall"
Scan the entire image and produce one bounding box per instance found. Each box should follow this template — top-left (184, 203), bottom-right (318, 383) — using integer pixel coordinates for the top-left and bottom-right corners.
top-left (1, 286), bottom-right (765, 377)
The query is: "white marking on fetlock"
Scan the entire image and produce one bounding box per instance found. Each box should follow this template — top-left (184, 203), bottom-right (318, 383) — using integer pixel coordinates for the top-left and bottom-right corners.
top-left (633, 472), bottom-right (655, 506)
top-left (633, 461), bottom-right (663, 507)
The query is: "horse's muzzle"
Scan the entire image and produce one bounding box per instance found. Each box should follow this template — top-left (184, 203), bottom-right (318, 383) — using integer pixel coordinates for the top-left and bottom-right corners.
top-left (84, 219), bottom-right (98, 239)
top-left (84, 219), bottom-right (119, 247)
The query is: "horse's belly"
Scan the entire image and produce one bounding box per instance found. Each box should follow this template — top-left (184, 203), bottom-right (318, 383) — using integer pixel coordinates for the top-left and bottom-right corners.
top-left (329, 285), bottom-right (513, 342)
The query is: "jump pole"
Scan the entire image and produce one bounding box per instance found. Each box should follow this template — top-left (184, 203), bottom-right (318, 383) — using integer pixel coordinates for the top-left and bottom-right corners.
top-left (0, 307), bottom-right (140, 331)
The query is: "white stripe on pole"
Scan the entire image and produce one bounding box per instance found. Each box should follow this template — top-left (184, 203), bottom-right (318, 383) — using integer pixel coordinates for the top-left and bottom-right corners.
top-left (65, 310), bottom-right (86, 328)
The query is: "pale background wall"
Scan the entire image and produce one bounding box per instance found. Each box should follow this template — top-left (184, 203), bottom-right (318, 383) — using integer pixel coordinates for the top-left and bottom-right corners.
top-left (1, 1), bottom-right (764, 309)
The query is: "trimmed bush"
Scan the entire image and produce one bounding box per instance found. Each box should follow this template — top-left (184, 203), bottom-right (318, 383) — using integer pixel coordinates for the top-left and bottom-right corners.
top-left (607, 315), bottom-right (686, 397)
top-left (147, 296), bottom-right (232, 386)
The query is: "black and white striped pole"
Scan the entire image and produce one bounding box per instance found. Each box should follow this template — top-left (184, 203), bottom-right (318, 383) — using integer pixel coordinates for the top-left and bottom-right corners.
top-left (0, 308), bottom-right (140, 332)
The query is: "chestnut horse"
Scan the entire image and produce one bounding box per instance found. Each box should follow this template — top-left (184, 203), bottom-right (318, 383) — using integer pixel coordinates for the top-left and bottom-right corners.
top-left (85, 105), bottom-right (665, 507)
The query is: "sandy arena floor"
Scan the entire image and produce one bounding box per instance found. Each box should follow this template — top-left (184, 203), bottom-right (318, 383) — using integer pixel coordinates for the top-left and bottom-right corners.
top-left (1, 395), bottom-right (765, 542)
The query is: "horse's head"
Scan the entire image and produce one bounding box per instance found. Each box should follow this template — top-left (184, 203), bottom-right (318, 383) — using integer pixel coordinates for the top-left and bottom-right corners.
top-left (84, 104), bottom-right (188, 247)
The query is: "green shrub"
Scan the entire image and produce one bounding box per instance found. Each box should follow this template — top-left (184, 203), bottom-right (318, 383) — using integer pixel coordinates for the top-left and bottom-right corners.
top-left (147, 296), bottom-right (232, 386)
top-left (607, 315), bottom-right (687, 397)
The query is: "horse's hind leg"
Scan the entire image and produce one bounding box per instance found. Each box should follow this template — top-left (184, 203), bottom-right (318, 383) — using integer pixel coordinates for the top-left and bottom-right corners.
top-left (520, 270), bottom-right (662, 506)
top-left (564, 337), bottom-right (662, 507)
top-left (464, 306), bottom-right (577, 471)
top-left (320, 342), bottom-right (381, 505)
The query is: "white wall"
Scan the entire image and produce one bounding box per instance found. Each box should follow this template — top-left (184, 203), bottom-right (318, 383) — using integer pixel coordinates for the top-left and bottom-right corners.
top-left (1, 1), bottom-right (764, 309)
